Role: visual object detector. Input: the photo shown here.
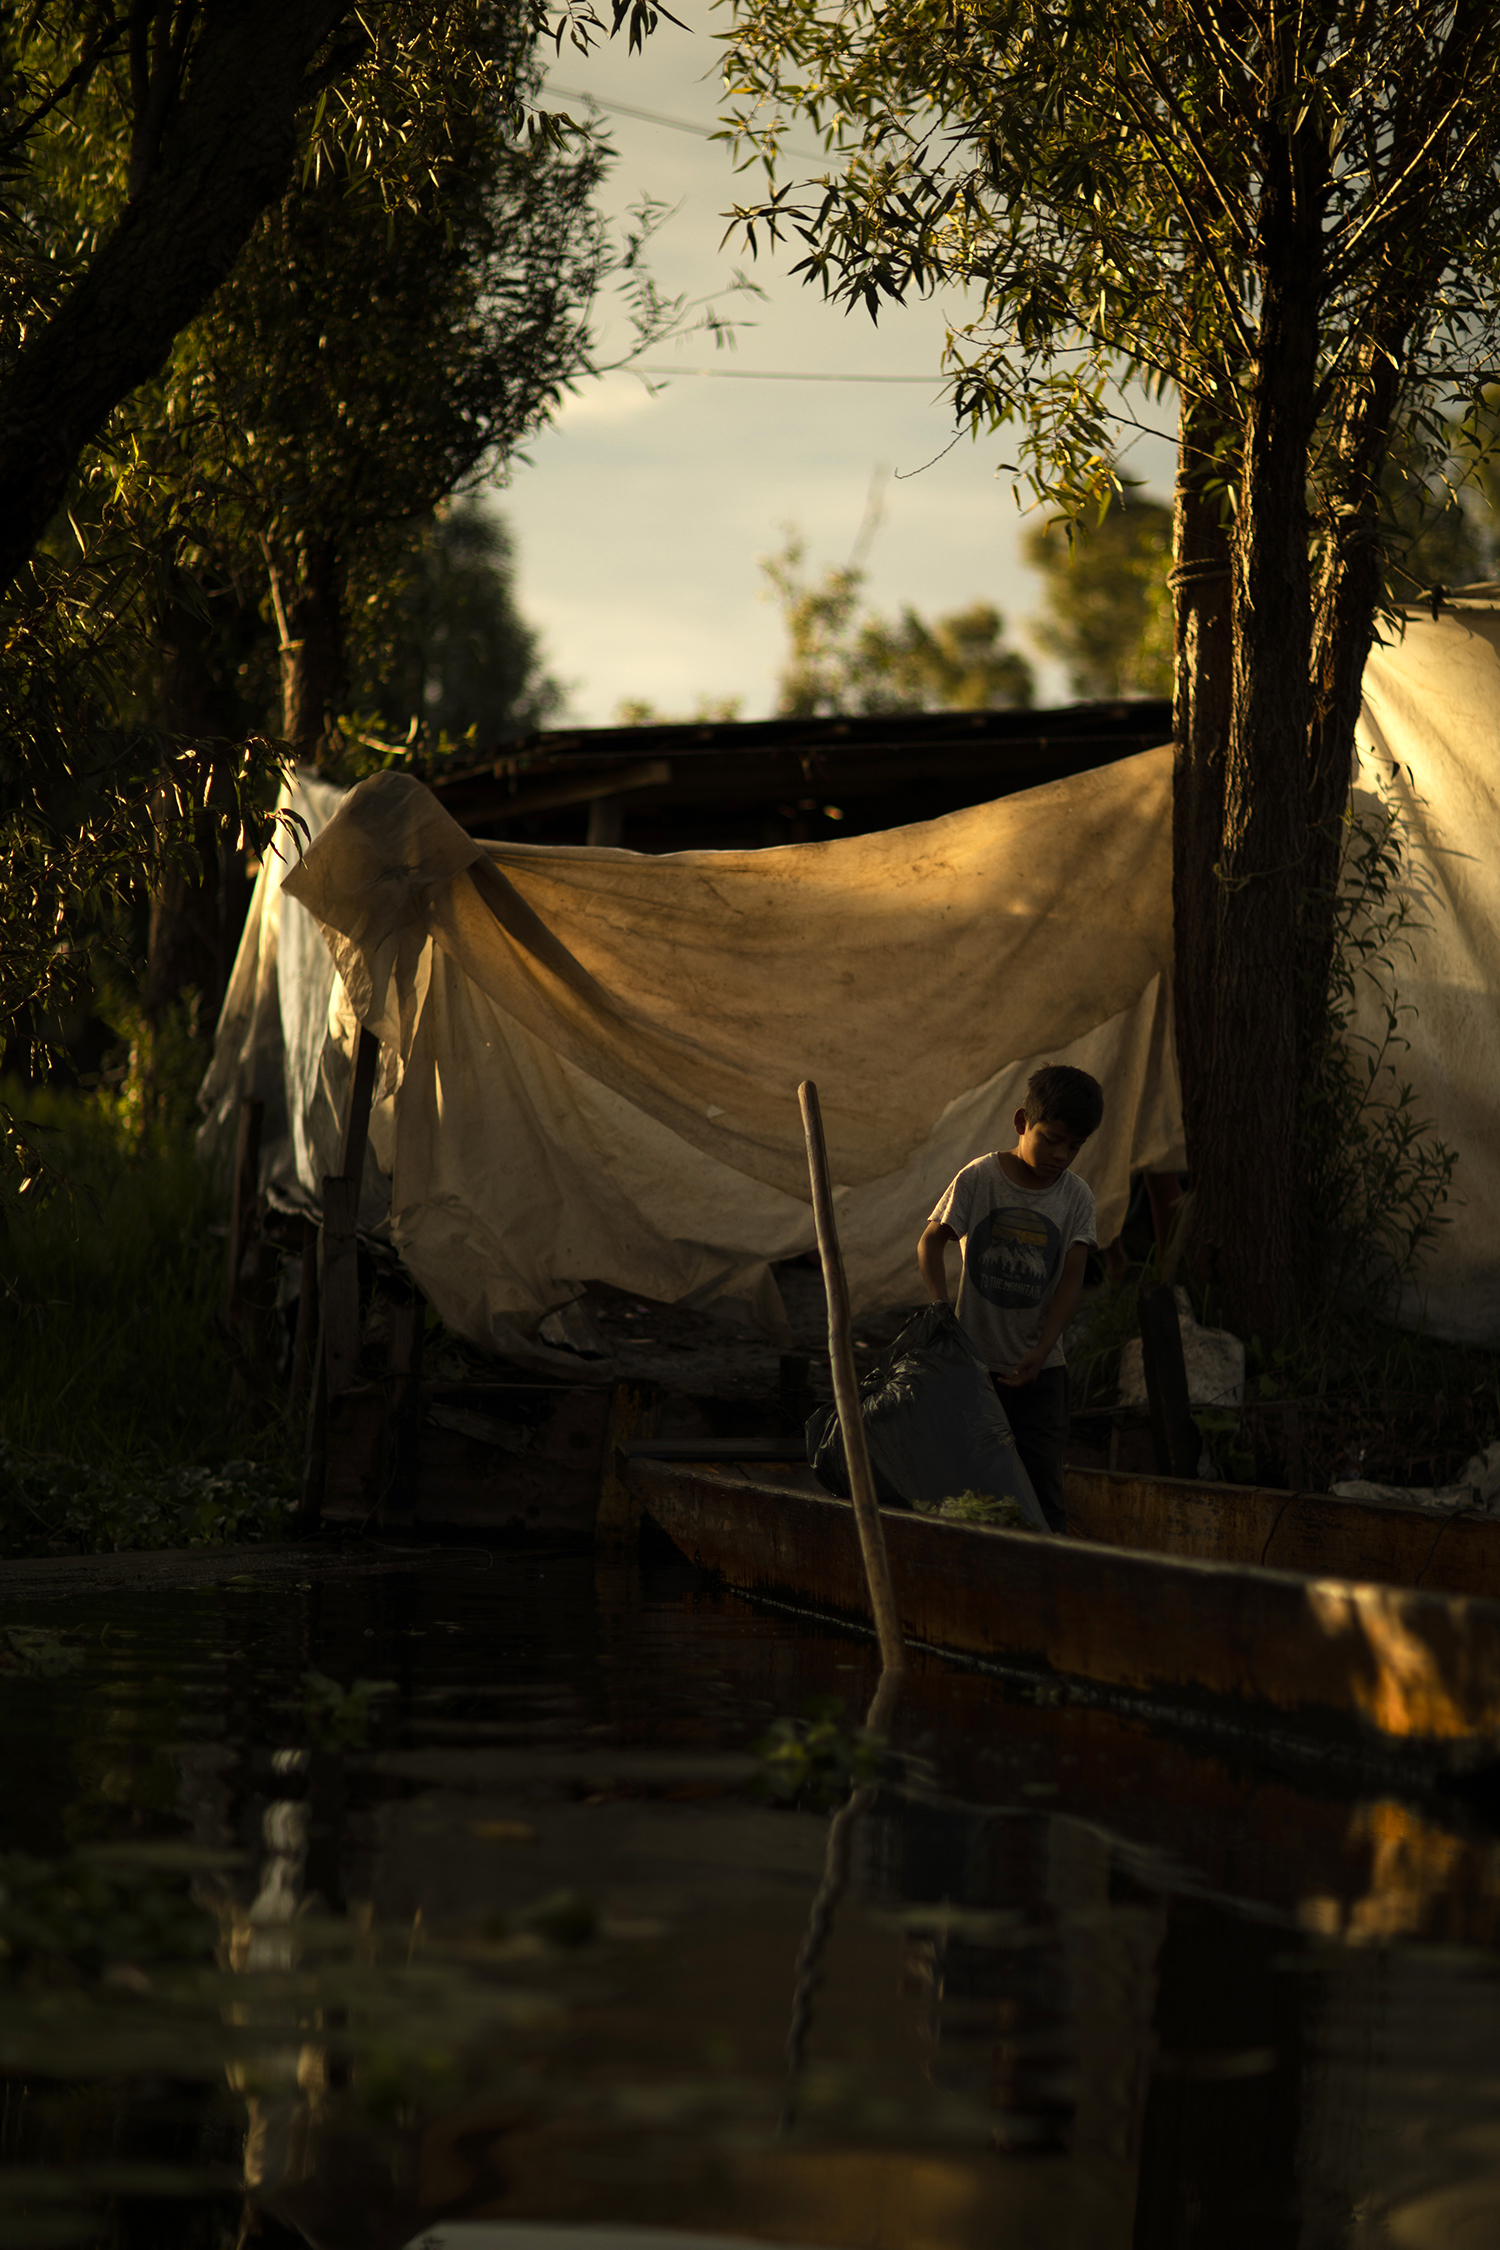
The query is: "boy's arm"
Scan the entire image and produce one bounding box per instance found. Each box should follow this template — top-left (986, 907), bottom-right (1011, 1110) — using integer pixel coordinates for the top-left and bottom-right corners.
top-left (918, 1220), bottom-right (957, 1303)
top-left (997, 1241), bottom-right (1090, 1386)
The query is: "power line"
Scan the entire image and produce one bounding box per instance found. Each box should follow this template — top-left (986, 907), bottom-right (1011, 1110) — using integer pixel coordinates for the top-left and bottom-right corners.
top-left (547, 85), bottom-right (824, 163)
top-left (637, 365), bottom-right (942, 383)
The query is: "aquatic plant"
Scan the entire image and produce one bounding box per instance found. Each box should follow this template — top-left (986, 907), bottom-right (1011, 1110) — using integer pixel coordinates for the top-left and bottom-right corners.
top-left (0, 1084), bottom-right (296, 1554)
top-left (301, 1671), bottom-right (399, 1748)
top-left (914, 1489), bottom-right (1034, 1528)
top-left (755, 1701), bottom-right (889, 1810)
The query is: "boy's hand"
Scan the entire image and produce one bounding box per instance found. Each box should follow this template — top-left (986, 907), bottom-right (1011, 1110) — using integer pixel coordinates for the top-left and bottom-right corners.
top-left (997, 1347), bottom-right (1048, 1387)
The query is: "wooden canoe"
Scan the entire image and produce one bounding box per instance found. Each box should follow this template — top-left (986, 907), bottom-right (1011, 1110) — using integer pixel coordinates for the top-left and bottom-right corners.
top-left (615, 1448), bottom-right (1500, 1772)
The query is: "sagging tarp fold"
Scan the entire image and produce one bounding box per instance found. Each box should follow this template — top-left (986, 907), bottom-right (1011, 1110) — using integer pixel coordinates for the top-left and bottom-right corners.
top-left (203, 751), bottom-right (1185, 1350)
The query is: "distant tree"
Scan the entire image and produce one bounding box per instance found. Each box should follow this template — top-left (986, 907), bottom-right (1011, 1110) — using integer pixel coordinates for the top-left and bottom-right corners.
top-left (764, 534), bottom-right (1032, 716)
top-left (852, 601), bottom-right (1034, 713)
top-left (352, 501), bottom-right (564, 748)
top-left (1023, 495), bottom-right (1173, 700)
top-left (616, 695), bottom-right (744, 725)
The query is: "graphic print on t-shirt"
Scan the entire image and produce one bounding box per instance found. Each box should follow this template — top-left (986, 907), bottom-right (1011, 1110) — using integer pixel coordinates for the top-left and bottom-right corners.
top-left (968, 1205), bottom-right (1063, 1311)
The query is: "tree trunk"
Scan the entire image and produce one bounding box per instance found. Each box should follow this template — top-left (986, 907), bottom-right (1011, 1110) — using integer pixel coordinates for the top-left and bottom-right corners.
top-left (140, 587), bottom-right (253, 1045)
top-left (1171, 394), bottom-right (1235, 1202)
top-left (0, 3), bottom-right (349, 589)
top-left (273, 535), bottom-right (346, 757)
top-left (1194, 226), bottom-right (1324, 1342)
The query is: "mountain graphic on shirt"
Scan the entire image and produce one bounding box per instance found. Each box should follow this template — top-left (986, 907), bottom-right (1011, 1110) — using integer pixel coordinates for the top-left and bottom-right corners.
top-left (969, 1207), bottom-right (1062, 1310)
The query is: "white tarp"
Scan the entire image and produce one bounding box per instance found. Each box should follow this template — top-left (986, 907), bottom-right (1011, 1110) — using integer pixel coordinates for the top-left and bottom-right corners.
top-left (200, 606), bottom-right (1500, 1354)
top-left (202, 753), bottom-right (1184, 1351)
top-left (1355, 605), bottom-right (1500, 1343)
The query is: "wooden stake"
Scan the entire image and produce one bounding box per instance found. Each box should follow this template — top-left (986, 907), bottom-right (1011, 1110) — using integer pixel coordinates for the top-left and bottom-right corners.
top-left (340, 1027), bottom-right (381, 1188)
top-left (297, 1024), bottom-right (381, 1531)
top-left (798, 1080), bottom-right (905, 1671)
top-left (225, 1096), bottom-right (264, 1331)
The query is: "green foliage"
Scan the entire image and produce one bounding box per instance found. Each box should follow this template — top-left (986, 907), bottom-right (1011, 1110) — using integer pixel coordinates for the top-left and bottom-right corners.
top-left (913, 1488), bottom-right (1035, 1527)
top-left (0, 1085), bottom-right (295, 1554)
top-left (724, 0), bottom-right (1500, 548)
top-left (0, 1624), bottom-right (85, 1677)
top-left (756, 1700), bottom-right (886, 1809)
top-left (763, 531), bottom-right (1033, 716)
top-left (349, 500), bottom-right (564, 749)
top-left (616, 695), bottom-right (744, 726)
top-left (0, 1849), bottom-right (218, 1981)
top-left (1300, 790), bottom-right (1459, 1321)
top-left (302, 1672), bottom-right (400, 1748)
top-left (1023, 490), bottom-right (1174, 698)
top-left (0, 504), bottom-right (290, 1180)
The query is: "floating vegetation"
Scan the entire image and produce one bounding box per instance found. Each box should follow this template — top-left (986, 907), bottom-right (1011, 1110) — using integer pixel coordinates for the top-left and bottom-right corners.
top-left (0, 1847), bottom-right (222, 1981)
top-left (0, 1441), bottom-right (296, 1558)
top-left (300, 1671), bottom-right (399, 1747)
top-left (755, 1700), bottom-right (890, 1809)
top-left (0, 1623), bottom-right (87, 1675)
top-left (914, 1488), bottom-right (1035, 1528)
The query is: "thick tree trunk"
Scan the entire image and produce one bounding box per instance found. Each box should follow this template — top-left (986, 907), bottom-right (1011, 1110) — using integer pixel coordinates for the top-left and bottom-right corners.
top-left (273, 536), bottom-right (346, 757)
top-left (1302, 359), bottom-right (1404, 1022)
top-left (1194, 238), bottom-right (1323, 1341)
top-left (0, 2), bottom-right (349, 589)
top-left (1171, 394), bottom-right (1234, 1196)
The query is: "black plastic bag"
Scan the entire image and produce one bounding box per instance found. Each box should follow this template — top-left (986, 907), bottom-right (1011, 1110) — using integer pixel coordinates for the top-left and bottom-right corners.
top-left (806, 1303), bottom-right (1044, 1526)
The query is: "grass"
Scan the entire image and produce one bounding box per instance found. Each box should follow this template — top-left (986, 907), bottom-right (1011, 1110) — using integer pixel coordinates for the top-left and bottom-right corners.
top-left (0, 1081), bottom-right (296, 1556)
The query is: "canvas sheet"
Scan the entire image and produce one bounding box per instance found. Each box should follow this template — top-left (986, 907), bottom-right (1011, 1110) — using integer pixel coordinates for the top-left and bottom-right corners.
top-left (205, 753), bottom-right (1184, 1350)
top-left (202, 606), bottom-right (1500, 1353)
top-left (1355, 607), bottom-right (1500, 1344)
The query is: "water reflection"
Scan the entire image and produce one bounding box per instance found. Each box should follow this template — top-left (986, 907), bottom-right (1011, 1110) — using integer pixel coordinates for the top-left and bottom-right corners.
top-left (0, 1547), bottom-right (1499, 2246)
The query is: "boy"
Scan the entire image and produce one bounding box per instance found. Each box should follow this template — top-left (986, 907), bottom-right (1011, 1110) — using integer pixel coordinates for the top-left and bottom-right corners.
top-left (917, 1064), bottom-right (1103, 1533)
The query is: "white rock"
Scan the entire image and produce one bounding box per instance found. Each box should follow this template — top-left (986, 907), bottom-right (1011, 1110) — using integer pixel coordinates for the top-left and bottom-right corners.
top-left (1332, 1439), bottom-right (1500, 1515)
top-left (1116, 1286), bottom-right (1245, 1410)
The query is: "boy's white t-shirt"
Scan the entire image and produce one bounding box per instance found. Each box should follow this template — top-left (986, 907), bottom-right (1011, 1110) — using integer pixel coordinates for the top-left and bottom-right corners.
top-left (929, 1154), bottom-right (1098, 1374)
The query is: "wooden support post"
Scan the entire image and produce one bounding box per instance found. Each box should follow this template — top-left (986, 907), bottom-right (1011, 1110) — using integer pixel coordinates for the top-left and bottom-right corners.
top-left (798, 1080), bottom-right (905, 1672)
top-left (288, 1215), bottom-right (320, 1412)
top-left (320, 1175), bottom-right (361, 1400)
top-left (596, 1379), bottom-right (661, 1545)
top-left (297, 1025), bottom-right (381, 1532)
top-left (225, 1096), bottom-right (264, 1331)
top-left (383, 1279), bottom-right (425, 1523)
top-left (1138, 1283), bottom-right (1202, 1480)
top-left (340, 1026), bottom-right (380, 1189)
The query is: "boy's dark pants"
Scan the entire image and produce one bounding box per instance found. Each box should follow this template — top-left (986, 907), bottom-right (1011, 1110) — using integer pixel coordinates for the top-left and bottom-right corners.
top-left (993, 1367), bottom-right (1070, 1533)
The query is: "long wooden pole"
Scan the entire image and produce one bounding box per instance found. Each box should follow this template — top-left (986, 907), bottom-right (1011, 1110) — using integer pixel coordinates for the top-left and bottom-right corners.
top-left (798, 1080), bottom-right (905, 1671)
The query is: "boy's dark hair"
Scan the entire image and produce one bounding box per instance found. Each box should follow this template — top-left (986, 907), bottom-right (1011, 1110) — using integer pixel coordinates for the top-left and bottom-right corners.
top-left (1023, 1064), bottom-right (1104, 1139)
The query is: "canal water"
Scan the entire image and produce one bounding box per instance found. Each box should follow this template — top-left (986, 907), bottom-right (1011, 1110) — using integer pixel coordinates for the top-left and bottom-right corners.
top-left (2, 1539), bottom-right (1500, 2249)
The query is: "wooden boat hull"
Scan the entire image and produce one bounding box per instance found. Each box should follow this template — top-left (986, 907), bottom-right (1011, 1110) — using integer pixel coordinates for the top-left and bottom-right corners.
top-left (623, 1456), bottom-right (1500, 1769)
top-left (1067, 1466), bottom-right (1500, 1601)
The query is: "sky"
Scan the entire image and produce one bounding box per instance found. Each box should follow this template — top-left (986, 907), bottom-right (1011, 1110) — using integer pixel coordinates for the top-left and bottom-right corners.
top-left (494, 8), bottom-right (1176, 725)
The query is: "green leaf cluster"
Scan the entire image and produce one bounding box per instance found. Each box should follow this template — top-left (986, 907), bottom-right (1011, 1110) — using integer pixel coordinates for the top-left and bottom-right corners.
top-left (762, 530), bottom-right (1033, 715)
